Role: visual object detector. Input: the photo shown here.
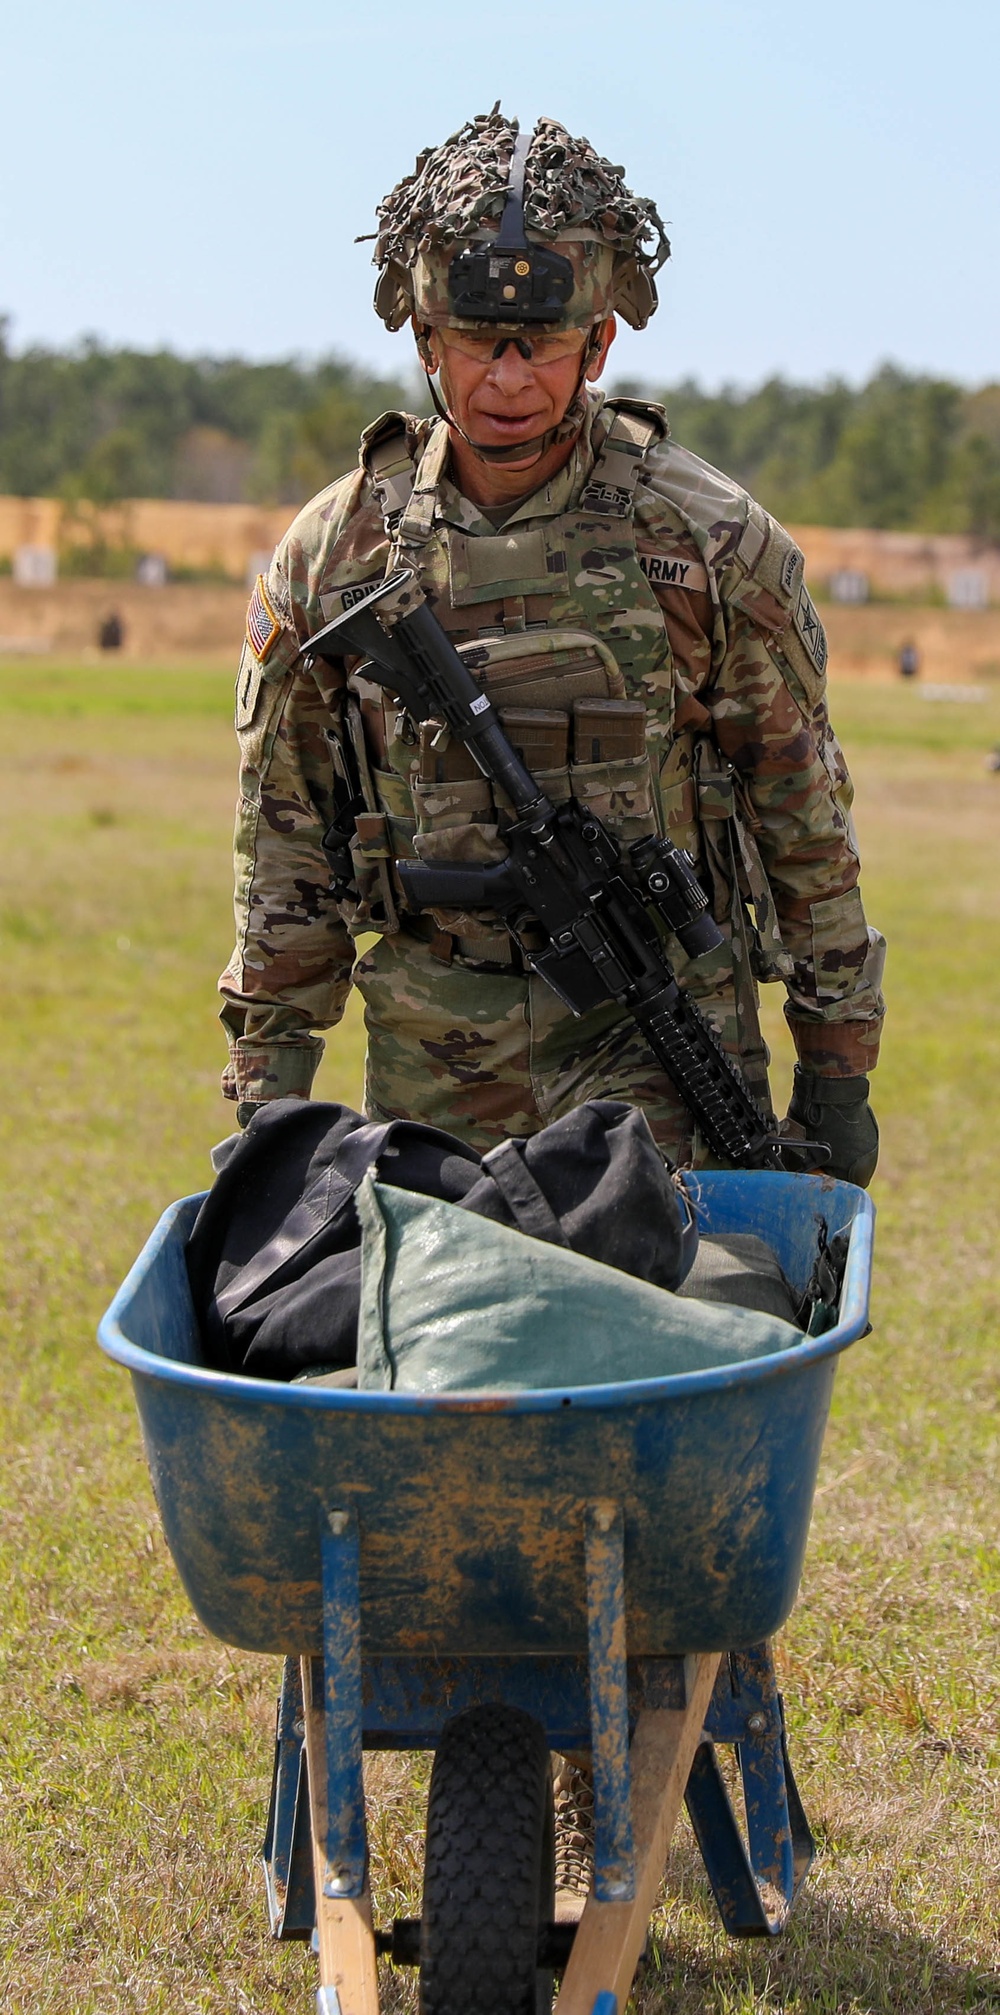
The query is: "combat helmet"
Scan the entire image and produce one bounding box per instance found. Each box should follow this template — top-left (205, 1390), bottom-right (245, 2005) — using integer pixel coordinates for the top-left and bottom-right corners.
top-left (368, 108), bottom-right (670, 461)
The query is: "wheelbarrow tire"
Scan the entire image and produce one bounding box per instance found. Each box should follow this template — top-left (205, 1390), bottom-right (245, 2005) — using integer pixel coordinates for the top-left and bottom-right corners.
top-left (420, 1703), bottom-right (555, 2015)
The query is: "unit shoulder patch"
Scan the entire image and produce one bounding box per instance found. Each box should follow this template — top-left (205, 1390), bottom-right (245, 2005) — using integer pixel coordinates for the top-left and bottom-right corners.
top-left (246, 574), bottom-right (283, 664)
top-left (794, 583), bottom-right (828, 676)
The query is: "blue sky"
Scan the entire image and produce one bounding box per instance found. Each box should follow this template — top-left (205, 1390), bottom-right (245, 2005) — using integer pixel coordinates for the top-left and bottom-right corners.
top-left (2, 0), bottom-right (997, 390)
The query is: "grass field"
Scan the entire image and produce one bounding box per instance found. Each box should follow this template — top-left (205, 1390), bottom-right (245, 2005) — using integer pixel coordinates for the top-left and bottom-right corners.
top-left (0, 660), bottom-right (997, 2013)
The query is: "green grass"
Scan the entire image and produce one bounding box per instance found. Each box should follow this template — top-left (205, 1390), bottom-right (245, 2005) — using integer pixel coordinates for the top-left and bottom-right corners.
top-left (0, 658), bottom-right (242, 720)
top-left (0, 665), bottom-right (998, 2011)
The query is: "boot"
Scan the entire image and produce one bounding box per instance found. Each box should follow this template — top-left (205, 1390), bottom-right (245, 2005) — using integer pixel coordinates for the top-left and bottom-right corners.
top-left (553, 1757), bottom-right (594, 1922)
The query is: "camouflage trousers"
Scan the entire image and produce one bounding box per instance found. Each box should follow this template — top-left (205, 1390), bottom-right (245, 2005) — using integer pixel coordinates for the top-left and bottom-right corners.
top-left (352, 929), bottom-right (770, 1166)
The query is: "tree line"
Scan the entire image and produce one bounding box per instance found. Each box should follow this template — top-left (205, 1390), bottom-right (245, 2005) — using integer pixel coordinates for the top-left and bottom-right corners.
top-left (1, 319), bottom-right (998, 537)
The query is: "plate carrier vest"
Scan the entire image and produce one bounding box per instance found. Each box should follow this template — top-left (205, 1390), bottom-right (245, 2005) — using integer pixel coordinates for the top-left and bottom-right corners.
top-left (327, 398), bottom-right (787, 1093)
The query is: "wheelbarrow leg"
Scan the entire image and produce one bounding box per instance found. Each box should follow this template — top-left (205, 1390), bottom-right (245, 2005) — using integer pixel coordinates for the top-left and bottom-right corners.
top-left (584, 1502), bottom-right (635, 1902)
top-left (734, 1644), bottom-right (813, 1910)
top-left (301, 1505), bottom-right (379, 2015)
top-left (557, 1655), bottom-right (720, 2014)
top-left (686, 1642), bottom-right (814, 1936)
top-left (262, 1656), bottom-right (315, 1939)
top-left (558, 1496), bottom-right (721, 2014)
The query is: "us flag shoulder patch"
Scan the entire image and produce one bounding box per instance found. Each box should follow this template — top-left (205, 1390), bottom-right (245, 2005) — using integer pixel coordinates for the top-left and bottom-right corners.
top-left (246, 574), bottom-right (282, 663)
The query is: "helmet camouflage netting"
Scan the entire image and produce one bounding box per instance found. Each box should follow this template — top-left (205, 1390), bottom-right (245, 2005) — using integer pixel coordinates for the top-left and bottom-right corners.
top-left (369, 108), bottom-right (670, 334)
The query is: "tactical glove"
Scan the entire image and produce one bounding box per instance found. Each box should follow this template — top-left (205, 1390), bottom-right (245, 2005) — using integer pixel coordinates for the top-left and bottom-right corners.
top-left (785, 1068), bottom-right (879, 1187)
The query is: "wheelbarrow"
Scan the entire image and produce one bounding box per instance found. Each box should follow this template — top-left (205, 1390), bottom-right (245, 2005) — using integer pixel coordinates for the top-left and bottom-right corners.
top-left (98, 1168), bottom-right (874, 2015)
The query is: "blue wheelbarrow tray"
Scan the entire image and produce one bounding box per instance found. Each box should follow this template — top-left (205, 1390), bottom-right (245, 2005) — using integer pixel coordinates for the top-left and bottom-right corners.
top-left (99, 1169), bottom-right (873, 2015)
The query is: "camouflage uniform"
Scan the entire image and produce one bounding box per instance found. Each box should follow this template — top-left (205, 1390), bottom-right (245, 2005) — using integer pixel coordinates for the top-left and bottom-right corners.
top-left (219, 393), bottom-right (884, 1162)
top-left (219, 111), bottom-right (883, 1164)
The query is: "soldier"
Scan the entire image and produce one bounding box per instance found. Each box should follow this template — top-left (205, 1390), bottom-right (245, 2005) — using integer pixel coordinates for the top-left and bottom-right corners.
top-left (219, 109), bottom-right (884, 1186)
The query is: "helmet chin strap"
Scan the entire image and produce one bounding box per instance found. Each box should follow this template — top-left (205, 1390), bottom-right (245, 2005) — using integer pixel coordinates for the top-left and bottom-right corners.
top-left (420, 327), bottom-right (600, 467)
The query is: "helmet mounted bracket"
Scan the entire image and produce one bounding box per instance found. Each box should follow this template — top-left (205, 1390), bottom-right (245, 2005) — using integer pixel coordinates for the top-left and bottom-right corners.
top-left (421, 124), bottom-right (604, 466)
top-left (446, 129), bottom-right (576, 325)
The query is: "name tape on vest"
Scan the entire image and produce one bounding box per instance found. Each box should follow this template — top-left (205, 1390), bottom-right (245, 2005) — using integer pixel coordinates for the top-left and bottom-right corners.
top-left (319, 577), bottom-right (384, 623)
top-left (341, 579), bottom-right (382, 612)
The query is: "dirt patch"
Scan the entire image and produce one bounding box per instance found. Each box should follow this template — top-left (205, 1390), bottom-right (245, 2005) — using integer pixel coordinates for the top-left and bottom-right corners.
top-left (825, 604), bottom-right (1000, 684)
top-left (0, 578), bottom-right (246, 660)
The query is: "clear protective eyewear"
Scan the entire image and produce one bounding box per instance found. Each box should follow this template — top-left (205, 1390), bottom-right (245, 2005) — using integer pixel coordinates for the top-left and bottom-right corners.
top-left (438, 326), bottom-right (589, 369)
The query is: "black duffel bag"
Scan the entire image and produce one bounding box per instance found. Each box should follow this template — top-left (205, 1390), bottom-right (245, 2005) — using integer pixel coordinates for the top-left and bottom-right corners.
top-left (185, 1097), bottom-right (697, 1381)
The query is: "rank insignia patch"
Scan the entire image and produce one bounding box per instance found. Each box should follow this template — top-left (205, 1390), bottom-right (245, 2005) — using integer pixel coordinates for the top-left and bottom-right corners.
top-left (794, 583), bottom-right (828, 675)
top-left (246, 574), bottom-right (282, 663)
top-left (235, 645), bottom-right (262, 729)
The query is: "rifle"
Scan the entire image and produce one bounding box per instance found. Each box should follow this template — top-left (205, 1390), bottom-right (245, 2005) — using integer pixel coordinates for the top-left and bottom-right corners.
top-left (306, 568), bottom-right (818, 1172)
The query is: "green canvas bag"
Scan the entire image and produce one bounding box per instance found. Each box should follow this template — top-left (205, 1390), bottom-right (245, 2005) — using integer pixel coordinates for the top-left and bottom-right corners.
top-left (356, 1177), bottom-right (802, 1394)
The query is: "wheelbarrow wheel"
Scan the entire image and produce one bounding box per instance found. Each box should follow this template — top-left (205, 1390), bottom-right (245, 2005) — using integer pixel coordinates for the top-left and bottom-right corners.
top-left (419, 1703), bottom-right (555, 2015)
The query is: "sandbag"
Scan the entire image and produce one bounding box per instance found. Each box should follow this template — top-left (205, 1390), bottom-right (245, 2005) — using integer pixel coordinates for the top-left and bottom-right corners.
top-left (677, 1233), bottom-right (802, 1326)
top-left (356, 1178), bottom-right (802, 1394)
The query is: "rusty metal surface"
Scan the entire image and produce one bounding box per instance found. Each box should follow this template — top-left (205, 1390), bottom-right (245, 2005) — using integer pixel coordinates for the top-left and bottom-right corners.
top-left (343, 1644), bottom-right (796, 1750)
top-left (684, 1642), bottom-right (814, 1936)
top-left (99, 1174), bottom-right (873, 1660)
top-left (584, 1502), bottom-right (635, 1902)
top-left (264, 1644), bottom-right (812, 1955)
top-left (127, 1344), bottom-right (836, 1655)
top-left (320, 1511), bottom-right (367, 1898)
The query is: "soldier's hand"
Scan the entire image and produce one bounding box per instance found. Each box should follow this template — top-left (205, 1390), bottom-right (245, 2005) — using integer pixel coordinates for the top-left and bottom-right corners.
top-left (785, 1067), bottom-right (879, 1187)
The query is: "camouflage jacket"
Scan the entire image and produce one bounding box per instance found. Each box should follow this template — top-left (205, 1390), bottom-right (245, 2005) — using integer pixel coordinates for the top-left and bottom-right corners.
top-left (219, 392), bottom-right (885, 1108)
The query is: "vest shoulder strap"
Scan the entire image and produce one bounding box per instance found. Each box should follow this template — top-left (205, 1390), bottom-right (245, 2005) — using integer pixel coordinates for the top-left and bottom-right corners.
top-left (362, 396), bottom-right (669, 538)
top-left (579, 397), bottom-right (669, 519)
top-left (359, 409), bottom-right (420, 540)
top-left (603, 393), bottom-right (670, 435)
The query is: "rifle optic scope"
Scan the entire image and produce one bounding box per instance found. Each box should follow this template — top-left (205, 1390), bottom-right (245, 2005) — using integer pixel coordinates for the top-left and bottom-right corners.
top-left (629, 835), bottom-right (723, 962)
